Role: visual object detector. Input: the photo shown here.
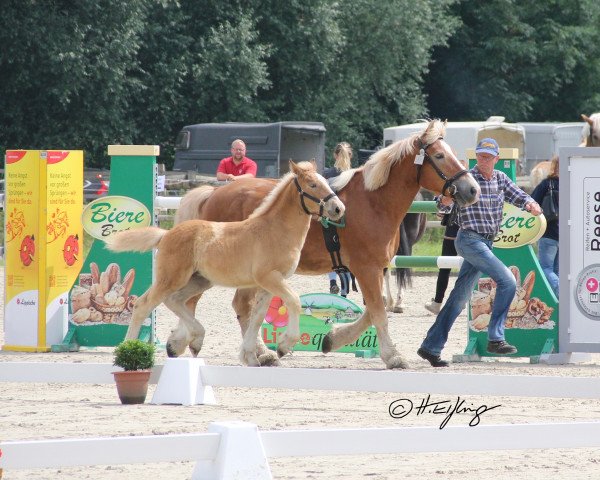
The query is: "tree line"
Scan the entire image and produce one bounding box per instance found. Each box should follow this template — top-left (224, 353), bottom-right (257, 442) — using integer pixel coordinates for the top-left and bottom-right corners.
top-left (1, 0), bottom-right (599, 169)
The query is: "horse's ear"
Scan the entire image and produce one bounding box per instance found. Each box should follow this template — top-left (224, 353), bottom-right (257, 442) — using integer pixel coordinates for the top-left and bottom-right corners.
top-left (310, 158), bottom-right (317, 170)
top-left (289, 159), bottom-right (299, 174)
top-left (582, 114), bottom-right (592, 125)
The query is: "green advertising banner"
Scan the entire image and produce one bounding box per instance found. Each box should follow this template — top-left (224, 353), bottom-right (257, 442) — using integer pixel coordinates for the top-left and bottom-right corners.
top-left (262, 293), bottom-right (379, 357)
top-left (53, 146), bottom-right (158, 351)
top-left (456, 152), bottom-right (558, 361)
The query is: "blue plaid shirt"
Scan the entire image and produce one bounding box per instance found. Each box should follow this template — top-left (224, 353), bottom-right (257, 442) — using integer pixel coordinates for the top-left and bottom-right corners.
top-left (438, 166), bottom-right (534, 236)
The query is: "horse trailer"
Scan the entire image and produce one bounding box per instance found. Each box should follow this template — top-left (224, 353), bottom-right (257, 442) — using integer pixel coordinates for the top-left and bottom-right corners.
top-left (174, 122), bottom-right (326, 178)
top-left (383, 117), bottom-right (526, 172)
top-left (519, 122), bottom-right (583, 174)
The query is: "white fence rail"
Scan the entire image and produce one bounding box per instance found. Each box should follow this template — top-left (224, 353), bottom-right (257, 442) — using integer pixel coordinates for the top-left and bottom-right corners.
top-left (2, 421), bottom-right (600, 476)
top-left (1, 360), bottom-right (600, 399)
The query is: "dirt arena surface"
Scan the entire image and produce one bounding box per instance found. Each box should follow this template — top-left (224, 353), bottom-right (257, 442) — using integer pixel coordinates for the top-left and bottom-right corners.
top-left (1, 268), bottom-right (600, 479)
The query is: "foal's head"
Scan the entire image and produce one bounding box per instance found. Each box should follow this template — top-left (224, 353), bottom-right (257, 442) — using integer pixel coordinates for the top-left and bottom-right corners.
top-left (415, 120), bottom-right (480, 207)
top-left (291, 160), bottom-right (345, 222)
top-left (582, 113), bottom-right (600, 147)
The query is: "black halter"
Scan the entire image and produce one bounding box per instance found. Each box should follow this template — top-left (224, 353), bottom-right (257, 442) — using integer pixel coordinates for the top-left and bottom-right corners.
top-left (294, 176), bottom-right (338, 219)
top-left (415, 137), bottom-right (469, 197)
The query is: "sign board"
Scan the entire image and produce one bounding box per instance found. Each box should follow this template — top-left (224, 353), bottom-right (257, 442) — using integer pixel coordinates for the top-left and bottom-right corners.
top-left (3, 150), bottom-right (83, 351)
top-left (559, 147), bottom-right (600, 353)
top-left (54, 146), bottom-right (158, 351)
top-left (261, 293), bottom-right (378, 355)
top-left (457, 152), bottom-right (558, 360)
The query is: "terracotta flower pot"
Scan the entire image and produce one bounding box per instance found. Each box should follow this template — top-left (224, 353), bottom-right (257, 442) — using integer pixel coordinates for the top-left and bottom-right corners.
top-left (112, 370), bottom-right (152, 404)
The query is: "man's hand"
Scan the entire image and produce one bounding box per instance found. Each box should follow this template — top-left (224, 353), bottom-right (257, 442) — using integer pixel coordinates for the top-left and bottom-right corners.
top-left (525, 201), bottom-right (542, 216)
top-left (439, 195), bottom-right (454, 207)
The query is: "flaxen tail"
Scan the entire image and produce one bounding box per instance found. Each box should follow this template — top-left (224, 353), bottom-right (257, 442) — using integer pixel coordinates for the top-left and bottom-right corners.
top-left (105, 227), bottom-right (167, 253)
top-left (175, 185), bottom-right (216, 224)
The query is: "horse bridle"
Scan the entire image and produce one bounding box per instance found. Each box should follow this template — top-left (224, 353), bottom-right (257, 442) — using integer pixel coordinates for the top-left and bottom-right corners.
top-left (415, 137), bottom-right (468, 197)
top-left (294, 176), bottom-right (338, 220)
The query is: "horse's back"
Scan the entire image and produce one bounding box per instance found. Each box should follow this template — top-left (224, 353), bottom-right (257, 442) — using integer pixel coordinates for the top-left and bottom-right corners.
top-left (199, 178), bottom-right (277, 222)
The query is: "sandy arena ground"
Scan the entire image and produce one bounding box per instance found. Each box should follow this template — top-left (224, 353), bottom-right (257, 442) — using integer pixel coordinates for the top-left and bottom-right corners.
top-left (1, 267), bottom-right (600, 479)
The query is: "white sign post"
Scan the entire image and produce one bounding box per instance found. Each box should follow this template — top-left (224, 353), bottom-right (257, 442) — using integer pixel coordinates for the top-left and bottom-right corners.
top-left (551, 147), bottom-right (600, 363)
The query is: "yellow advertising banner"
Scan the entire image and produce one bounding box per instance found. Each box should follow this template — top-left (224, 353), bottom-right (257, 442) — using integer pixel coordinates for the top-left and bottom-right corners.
top-left (3, 150), bottom-right (83, 351)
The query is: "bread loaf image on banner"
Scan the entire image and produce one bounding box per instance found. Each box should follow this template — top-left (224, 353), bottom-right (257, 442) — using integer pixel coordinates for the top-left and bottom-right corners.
top-left (469, 266), bottom-right (555, 331)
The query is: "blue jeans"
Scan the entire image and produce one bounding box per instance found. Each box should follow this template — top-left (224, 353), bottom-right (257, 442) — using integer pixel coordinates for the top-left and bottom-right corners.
top-left (420, 229), bottom-right (516, 356)
top-left (538, 237), bottom-right (559, 297)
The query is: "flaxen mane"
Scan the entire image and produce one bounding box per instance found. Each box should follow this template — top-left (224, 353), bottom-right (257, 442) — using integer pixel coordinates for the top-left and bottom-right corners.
top-left (248, 161), bottom-right (318, 219)
top-left (248, 171), bottom-right (295, 219)
top-left (330, 120), bottom-right (446, 192)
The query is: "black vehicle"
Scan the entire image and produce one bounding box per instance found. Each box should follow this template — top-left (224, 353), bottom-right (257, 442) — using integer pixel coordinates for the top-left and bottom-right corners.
top-left (174, 121), bottom-right (326, 178)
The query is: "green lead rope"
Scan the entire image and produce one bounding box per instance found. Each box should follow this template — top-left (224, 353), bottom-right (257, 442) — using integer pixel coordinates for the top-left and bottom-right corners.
top-left (320, 215), bottom-right (346, 228)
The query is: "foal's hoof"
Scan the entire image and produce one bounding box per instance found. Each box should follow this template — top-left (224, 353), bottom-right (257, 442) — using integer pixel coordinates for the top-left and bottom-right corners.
top-left (392, 306), bottom-right (404, 314)
top-left (188, 341), bottom-right (203, 357)
top-left (258, 352), bottom-right (281, 367)
top-left (321, 333), bottom-right (333, 354)
top-left (386, 355), bottom-right (409, 369)
top-left (276, 346), bottom-right (292, 358)
top-left (166, 343), bottom-right (179, 358)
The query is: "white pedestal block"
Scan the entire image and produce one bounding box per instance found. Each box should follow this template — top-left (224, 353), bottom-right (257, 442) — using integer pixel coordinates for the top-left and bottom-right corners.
top-left (192, 421), bottom-right (271, 480)
top-left (151, 358), bottom-right (216, 406)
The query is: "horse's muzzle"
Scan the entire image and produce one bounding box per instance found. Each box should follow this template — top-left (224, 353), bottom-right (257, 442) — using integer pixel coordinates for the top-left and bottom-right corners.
top-left (453, 174), bottom-right (480, 207)
top-left (325, 197), bottom-right (346, 221)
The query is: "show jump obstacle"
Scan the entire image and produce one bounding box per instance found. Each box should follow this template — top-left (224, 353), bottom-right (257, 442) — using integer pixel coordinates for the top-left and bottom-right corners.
top-left (3, 150), bottom-right (83, 352)
top-left (53, 146), bottom-right (159, 351)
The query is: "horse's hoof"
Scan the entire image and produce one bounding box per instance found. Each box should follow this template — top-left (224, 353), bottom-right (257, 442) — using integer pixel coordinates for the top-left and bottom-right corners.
top-left (240, 351), bottom-right (260, 366)
top-left (276, 346), bottom-right (291, 358)
top-left (392, 306), bottom-right (404, 314)
top-left (322, 333), bottom-right (333, 354)
top-left (166, 343), bottom-right (179, 358)
top-left (386, 355), bottom-right (409, 369)
top-left (258, 352), bottom-right (281, 367)
top-left (188, 339), bottom-right (204, 357)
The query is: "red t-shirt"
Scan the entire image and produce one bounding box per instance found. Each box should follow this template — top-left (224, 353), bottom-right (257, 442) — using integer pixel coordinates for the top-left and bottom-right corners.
top-left (216, 156), bottom-right (257, 177)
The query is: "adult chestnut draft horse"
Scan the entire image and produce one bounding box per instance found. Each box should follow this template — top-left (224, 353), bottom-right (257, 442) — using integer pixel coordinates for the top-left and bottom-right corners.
top-left (107, 161), bottom-right (345, 366)
top-left (177, 120), bottom-right (480, 369)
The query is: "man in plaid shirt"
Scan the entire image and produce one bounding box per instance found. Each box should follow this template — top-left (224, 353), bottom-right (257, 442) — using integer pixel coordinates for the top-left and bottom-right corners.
top-left (418, 138), bottom-right (542, 367)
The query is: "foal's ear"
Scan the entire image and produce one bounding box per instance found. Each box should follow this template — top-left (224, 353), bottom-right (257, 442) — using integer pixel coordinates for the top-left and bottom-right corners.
top-left (289, 159), bottom-right (299, 174)
top-left (310, 158), bottom-right (317, 170)
top-left (582, 114), bottom-right (592, 125)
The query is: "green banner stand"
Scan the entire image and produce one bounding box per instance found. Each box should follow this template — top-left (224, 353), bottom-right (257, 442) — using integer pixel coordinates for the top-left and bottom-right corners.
top-left (52, 146), bottom-right (158, 351)
top-left (453, 149), bottom-right (558, 363)
top-left (261, 293), bottom-right (379, 357)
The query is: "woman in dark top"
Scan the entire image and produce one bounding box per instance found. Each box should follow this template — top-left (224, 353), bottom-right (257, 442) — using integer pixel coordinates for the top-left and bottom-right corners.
top-left (531, 156), bottom-right (559, 297)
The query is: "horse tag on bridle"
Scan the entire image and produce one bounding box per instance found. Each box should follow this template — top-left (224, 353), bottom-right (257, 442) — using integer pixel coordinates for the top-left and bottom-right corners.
top-left (414, 149), bottom-right (425, 165)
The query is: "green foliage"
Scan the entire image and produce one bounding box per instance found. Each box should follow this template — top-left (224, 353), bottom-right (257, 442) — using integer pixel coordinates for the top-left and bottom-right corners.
top-left (1, 0), bottom-right (600, 169)
top-left (427, 0), bottom-right (600, 121)
top-left (113, 339), bottom-right (155, 371)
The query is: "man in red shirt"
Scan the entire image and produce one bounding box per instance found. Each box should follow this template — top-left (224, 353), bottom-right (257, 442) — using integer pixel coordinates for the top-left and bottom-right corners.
top-left (216, 139), bottom-right (258, 181)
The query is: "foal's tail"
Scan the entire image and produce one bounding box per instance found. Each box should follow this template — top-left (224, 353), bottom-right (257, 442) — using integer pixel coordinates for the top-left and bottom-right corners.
top-left (175, 185), bottom-right (216, 224)
top-left (105, 227), bottom-right (167, 253)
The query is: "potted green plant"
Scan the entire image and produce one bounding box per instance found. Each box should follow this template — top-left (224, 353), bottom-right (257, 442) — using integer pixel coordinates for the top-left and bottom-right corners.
top-left (112, 339), bottom-right (156, 404)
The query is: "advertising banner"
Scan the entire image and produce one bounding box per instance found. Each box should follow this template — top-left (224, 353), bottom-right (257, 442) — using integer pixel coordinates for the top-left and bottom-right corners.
top-left (57, 145), bottom-right (158, 350)
top-left (4, 150), bottom-right (83, 351)
top-left (457, 154), bottom-right (558, 360)
top-left (560, 148), bottom-right (600, 352)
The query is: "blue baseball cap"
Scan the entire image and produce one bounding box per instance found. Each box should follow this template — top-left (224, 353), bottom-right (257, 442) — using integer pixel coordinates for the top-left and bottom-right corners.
top-left (475, 138), bottom-right (499, 156)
